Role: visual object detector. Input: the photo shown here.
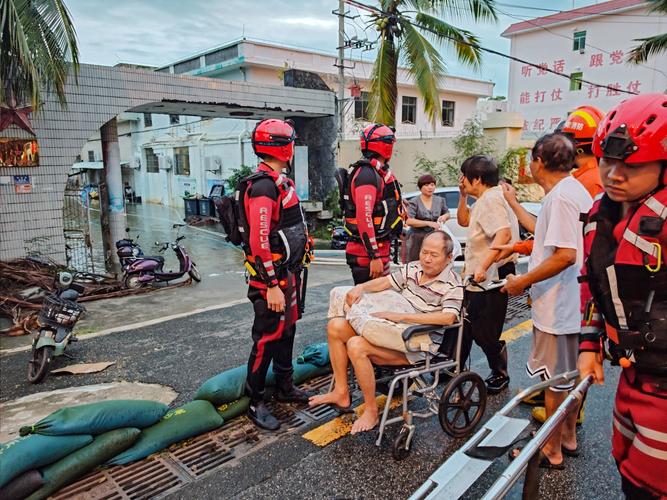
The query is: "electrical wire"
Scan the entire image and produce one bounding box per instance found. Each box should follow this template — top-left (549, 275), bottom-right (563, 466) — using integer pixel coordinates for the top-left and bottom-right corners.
top-left (344, 0), bottom-right (642, 95)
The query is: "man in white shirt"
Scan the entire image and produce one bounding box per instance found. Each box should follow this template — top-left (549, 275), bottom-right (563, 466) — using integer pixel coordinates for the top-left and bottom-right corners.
top-left (502, 133), bottom-right (593, 469)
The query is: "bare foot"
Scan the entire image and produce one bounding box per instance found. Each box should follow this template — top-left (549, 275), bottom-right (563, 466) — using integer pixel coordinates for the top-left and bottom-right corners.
top-left (350, 410), bottom-right (378, 434)
top-left (308, 390), bottom-right (350, 408)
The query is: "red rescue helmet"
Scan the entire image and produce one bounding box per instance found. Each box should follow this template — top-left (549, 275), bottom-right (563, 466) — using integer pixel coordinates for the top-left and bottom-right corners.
top-left (592, 93), bottom-right (667, 164)
top-left (360, 123), bottom-right (396, 160)
top-left (251, 119), bottom-right (296, 162)
top-left (556, 105), bottom-right (605, 149)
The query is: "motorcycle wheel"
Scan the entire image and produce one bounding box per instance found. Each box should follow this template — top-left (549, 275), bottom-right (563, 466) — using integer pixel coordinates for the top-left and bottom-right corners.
top-left (189, 264), bottom-right (202, 282)
top-left (28, 345), bottom-right (53, 384)
top-left (124, 274), bottom-right (144, 289)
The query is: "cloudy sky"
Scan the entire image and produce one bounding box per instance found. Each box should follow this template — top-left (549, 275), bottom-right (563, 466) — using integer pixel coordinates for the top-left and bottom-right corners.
top-left (65, 0), bottom-right (607, 96)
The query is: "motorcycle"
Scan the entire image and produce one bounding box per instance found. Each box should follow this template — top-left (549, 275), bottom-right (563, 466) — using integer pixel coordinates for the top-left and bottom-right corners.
top-left (122, 223), bottom-right (201, 289)
top-left (28, 272), bottom-right (86, 384)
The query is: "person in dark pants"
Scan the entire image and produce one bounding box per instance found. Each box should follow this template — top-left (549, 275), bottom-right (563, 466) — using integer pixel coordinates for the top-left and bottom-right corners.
top-left (243, 119), bottom-right (312, 431)
top-left (338, 124), bottom-right (403, 284)
top-left (457, 155), bottom-right (519, 393)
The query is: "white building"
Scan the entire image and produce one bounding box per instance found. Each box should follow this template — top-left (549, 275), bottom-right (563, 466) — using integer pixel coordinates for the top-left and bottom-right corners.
top-left (502, 0), bottom-right (667, 138)
top-left (76, 38), bottom-right (495, 206)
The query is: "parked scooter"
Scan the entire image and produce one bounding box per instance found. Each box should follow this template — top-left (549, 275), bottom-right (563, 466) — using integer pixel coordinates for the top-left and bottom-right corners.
top-left (115, 228), bottom-right (144, 266)
top-left (122, 224), bottom-right (201, 289)
top-left (28, 272), bottom-right (86, 383)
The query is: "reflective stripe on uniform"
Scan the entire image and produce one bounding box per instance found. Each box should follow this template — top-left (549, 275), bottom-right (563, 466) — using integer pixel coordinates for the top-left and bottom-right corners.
top-left (584, 221), bottom-right (597, 234)
top-left (645, 196), bottom-right (667, 220)
top-left (623, 228), bottom-right (661, 259)
top-left (606, 265), bottom-right (629, 329)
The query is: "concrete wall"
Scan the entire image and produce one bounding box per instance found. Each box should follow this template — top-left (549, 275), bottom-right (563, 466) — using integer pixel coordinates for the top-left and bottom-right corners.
top-left (0, 63), bottom-right (334, 263)
top-left (339, 137), bottom-right (457, 192)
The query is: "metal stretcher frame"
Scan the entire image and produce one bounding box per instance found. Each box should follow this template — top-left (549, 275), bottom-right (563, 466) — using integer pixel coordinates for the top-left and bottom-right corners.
top-left (409, 370), bottom-right (594, 500)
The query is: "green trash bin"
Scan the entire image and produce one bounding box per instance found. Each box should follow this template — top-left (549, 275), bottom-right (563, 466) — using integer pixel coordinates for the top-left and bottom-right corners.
top-left (184, 198), bottom-right (199, 218)
top-left (198, 198), bottom-right (214, 217)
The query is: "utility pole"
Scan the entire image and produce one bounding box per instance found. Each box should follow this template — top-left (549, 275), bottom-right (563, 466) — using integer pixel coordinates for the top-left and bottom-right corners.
top-left (337, 0), bottom-right (346, 140)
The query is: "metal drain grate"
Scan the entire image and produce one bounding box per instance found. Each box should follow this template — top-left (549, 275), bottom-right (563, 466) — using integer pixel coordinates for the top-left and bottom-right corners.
top-left (51, 374), bottom-right (337, 500)
top-left (506, 292), bottom-right (530, 322)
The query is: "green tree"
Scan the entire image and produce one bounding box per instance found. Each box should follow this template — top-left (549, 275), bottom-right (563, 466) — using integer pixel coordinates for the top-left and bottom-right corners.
top-left (367, 0), bottom-right (497, 126)
top-left (628, 0), bottom-right (667, 63)
top-left (0, 0), bottom-right (79, 110)
top-left (414, 118), bottom-right (496, 185)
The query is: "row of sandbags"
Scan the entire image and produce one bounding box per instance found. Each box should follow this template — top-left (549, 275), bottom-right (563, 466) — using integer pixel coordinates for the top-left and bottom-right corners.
top-left (0, 343), bottom-right (331, 499)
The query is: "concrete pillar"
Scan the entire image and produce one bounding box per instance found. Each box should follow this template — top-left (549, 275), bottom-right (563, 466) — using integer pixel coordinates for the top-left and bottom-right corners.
top-left (291, 116), bottom-right (337, 202)
top-left (100, 118), bottom-right (125, 274)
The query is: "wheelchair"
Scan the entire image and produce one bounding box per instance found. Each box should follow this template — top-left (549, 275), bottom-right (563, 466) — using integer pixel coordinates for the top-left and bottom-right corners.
top-left (374, 315), bottom-right (488, 460)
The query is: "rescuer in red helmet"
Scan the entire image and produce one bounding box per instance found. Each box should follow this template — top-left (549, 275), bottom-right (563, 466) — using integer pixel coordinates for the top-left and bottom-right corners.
top-left (578, 93), bottom-right (667, 499)
top-left (240, 119), bottom-right (314, 430)
top-left (335, 123), bottom-right (404, 284)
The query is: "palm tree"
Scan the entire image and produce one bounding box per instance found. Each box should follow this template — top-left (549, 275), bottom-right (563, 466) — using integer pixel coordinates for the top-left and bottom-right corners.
top-left (628, 0), bottom-right (667, 64)
top-left (365, 0), bottom-right (498, 127)
top-left (1, 0), bottom-right (79, 111)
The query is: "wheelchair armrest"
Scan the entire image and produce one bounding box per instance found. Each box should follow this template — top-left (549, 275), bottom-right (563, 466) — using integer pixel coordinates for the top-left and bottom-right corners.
top-left (401, 324), bottom-right (446, 341)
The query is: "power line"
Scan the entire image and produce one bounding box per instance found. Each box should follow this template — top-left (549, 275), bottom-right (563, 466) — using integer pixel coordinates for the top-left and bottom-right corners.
top-left (344, 0), bottom-right (640, 95)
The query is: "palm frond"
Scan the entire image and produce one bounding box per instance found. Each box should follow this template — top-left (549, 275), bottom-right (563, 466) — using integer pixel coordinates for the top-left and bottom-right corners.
top-left (1, 0), bottom-right (79, 110)
top-left (399, 19), bottom-right (445, 126)
top-left (415, 12), bottom-right (482, 69)
top-left (647, 0), bottom-right (667, 13)
top-left (404, 0), bottom-right (498, 23)
top-left (368, 35), bottom-right (399, 126)
top-left (628, 33), bottom-right (667, 64)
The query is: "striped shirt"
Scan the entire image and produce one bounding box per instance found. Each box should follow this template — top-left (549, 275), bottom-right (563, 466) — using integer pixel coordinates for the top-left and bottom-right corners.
top-left (388, 262), bottom-right (463, 319)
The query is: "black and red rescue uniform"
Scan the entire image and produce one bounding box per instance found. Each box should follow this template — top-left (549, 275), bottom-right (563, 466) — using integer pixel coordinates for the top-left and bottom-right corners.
top-left (244, 163), bottom-right (307, 401)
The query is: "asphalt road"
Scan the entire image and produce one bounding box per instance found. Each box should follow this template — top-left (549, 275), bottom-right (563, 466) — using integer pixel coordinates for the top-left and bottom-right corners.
top-left (0, 278), bottom-right (623, 499)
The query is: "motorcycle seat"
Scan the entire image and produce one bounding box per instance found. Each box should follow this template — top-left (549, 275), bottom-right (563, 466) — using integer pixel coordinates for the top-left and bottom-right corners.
top-left (143, 255), bottom-right (165, 263)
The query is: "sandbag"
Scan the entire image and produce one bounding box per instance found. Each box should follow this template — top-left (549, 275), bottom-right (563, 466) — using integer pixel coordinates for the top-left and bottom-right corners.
top-left (0, 470), bottom-right (44, 500)
top-left (107, 400), bottom-right (223, 466)
top-left (195, 344), bottom-right (332, 406)
top-left (216, 397), bottom-right (250, 421)
top-left (193, 365), bottom-right (247, 407)
top-left (0, 434), bottom-right (92, 488)
top-left (26, 428), bottom-right (140, 500)
top-left (19, 400), bottom-right (168, 437)
top-left (296, 342), bottom-right (330, 367)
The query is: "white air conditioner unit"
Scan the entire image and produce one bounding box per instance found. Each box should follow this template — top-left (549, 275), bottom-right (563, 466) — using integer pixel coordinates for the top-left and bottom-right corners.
top-left (204, 155), bottom-right (223, 173)
top-left (158, 156), bottom-right (173, 170)
top-left (130, 155), bottom-right (142, 170)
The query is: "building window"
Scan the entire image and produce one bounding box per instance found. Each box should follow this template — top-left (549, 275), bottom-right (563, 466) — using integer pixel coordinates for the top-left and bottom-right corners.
top-left (174, 147), bottom-right (190, 176)
top-left (87, 150), bottom-right (95, 162)
top-left (441, 100), bottom-right (455, 127)
top-left (205, 45), bottom-right (239, 66)
top-left (354, 91), bottom-right (370, 120)
top-left (570, 72), bottom-right (583, 91)
top-left (573, 31), bottom-right (586, 52)
top-left (169, 114), bottom-right (180, 125)
top-left (144, 113), bottom-right (152, 128)
top-left (401, 96), bottom-right (417, 124)
top-left (145, 148), bottom-right (159, 173)
top-left (173, 57), bottom-right (200, 74)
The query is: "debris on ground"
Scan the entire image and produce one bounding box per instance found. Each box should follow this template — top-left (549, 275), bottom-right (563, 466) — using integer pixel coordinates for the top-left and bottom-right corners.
top-left (0, 259), bottom-right (191, 336)
top-left (51, 362), bottom-right (116, 376)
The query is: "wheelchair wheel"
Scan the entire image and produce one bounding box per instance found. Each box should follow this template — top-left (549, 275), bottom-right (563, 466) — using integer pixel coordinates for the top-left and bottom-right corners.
top-left (392, 426), bottom-right (412, 461)
top-left (438, 372), bottom-right (487, 438)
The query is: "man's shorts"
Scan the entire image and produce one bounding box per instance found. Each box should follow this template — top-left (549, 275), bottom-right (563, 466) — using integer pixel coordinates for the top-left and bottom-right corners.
top-left (525, 327), bottom-right (578, 392)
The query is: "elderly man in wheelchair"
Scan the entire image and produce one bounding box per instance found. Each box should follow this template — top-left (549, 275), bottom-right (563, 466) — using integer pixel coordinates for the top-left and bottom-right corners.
top-left (310, 231), bottom-right (487, 457)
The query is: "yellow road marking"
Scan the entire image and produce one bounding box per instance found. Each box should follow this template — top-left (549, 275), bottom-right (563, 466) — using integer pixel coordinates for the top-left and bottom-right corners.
top-left (501, 319), bottom-right (532, 343)
top-left (303, 320), bottom-right (532, 447)
top-left (302, 395), bottom-right (401, 447)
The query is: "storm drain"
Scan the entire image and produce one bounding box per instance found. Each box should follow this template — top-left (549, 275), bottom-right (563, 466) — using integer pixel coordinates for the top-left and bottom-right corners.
top-left (50, 374), bottom-right (337, 500)
top-left (506, 292), bottom-right (530, 323)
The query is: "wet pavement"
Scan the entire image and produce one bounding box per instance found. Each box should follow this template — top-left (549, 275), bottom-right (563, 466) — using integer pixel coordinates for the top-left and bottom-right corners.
top-left (0, 275), bottom-right (623, 499)
top-left (0, 203), bottom-right (624, 499)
